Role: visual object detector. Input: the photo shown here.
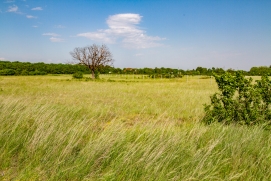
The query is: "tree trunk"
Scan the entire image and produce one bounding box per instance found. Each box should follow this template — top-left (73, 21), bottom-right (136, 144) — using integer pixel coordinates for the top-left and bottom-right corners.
top-left (91, 70), bottom-right (95, 79)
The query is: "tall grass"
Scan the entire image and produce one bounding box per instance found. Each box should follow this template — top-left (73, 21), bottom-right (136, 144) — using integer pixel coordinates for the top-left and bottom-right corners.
top-left (0, 75), bottom-right (270, 180)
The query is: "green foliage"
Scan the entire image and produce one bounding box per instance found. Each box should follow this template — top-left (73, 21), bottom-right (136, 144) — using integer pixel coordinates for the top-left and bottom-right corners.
top-left (149, 73), bottom-right (183, 79)
top-left (0, 69), bottom-right (16, 75)
top-left (94, 70), bottom-right (100, 79)
top-left (73, 71), bottom-right (84, 79)
top-left (250, 66), bottom-right (271, 76)
top-left (21, 70), bottom-right (29, 75)
top-left (203, 71), bottom-right (271, 126)
top-left (0, 61), bottom-right (90, 75)
top-left (29, 70), bottom-right (47, 75)
top-left (1, 60), bottom-right (271, 76)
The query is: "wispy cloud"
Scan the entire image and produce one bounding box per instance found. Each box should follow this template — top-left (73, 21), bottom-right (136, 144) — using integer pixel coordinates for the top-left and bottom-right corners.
top-left (31, 7), bottom-right (42, 11)
top-left (42, 33), bottom-right (60, 37)
top-left (32, 25), bottom-right (38, 28)
top-left (78, 31), bottom-right (115, 44)
top-left (49, 37), bottom-right (64, 42)
top-left (43, 33), bottom-right (64, 42)
top-left (26, 15), bottom-right (37, 19)
top-left (77, 13), bottom-right (165, 49)
top-left (7, 5), bottom-right (18, 12)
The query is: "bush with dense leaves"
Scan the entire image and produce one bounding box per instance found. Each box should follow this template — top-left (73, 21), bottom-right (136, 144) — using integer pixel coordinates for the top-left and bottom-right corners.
top-left (0, 69), bottom-right (16, 75)
top-left (73, 72), bottom-right (84, 79)
top-left (94, 70), bottom-right (100, 79)
top-left (203, 71), bottom-right (271, 126)
top-left (29, 70), bottom-right (47, 75)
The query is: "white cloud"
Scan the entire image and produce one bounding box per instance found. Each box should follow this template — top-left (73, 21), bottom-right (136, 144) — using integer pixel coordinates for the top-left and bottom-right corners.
top-left (77, 13), bottom-right (165, 49)
top-left (32, 25), bottom-right (38, 28)
top-left (26, 15), bottom-right (37, 19)
top-left (42, 33), bottom-right (60, 37)
top-left (7, 5), bottom-right (18, 12)
top-left (77, 30), bottom-right (115, 44)
top-left (31, 7), bottom-right (42, 10)
top-left (49, 37), bottom-right (64, 42)
top-left (42, 33), bottom-right (64, 42)
top-left (0, 57), bottom-right (6, 60)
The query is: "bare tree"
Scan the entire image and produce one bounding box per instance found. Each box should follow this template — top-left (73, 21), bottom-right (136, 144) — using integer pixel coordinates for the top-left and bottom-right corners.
top-left (70, 44), bottom-right (114, 79)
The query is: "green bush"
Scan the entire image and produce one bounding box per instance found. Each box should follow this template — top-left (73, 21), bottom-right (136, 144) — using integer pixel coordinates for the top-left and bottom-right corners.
top-left (73, 71), bottom-right (83, 79)
top-left (29, 70), bottom-right (47, 75)
top-left (203, 71), bottom-right (271, 126)
top-left (94, 70), bottom-right (100, 79)
top-left (21, 70), bottom-right (29, 75)
top-left (0, 69), bottom-right (16, 75)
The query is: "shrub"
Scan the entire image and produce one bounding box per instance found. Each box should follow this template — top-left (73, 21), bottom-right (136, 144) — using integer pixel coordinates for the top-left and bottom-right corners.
top-left (21, 70), bottom-right (29, 75)
top-left (203, 71), bottom-right (271, 126)
top-left (29, 70), bottom-right (47, 75)
top-left (94, 70), bottom-right (100, 79)
top-left (0, 69), bottom-right (16, 75)
top-left (73, 71), bottom-right (83, 79)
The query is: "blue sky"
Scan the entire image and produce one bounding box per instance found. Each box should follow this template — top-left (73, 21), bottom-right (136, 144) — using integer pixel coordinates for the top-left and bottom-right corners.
top-left (0, 0), bottom-right (270, 70)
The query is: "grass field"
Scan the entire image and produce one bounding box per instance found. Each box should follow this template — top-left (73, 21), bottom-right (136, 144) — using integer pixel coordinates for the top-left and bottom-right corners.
top-left (0, 75), bottom-right (270, 180)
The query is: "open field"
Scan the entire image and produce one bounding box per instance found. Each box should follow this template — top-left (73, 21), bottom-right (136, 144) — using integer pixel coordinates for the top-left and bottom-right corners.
top-left (0, 75), bottom-right (270, 180)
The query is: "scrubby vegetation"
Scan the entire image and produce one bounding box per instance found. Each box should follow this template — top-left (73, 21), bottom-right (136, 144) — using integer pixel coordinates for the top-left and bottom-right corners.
top-left (0, 75), bottom-right (271, 180)
top-left (72, 71), bottom-right (84, 79)
top-left (203, 71), bottom-right (271, 126)
top-left (1, 60), bottom-right (271, 76)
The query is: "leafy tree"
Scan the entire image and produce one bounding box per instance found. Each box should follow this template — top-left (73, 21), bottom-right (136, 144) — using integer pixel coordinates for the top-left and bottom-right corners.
top-left (196, 67), bottom-right (208, 75)
top-left (226, 68), bottom-right (235, 75)
top-left (29, 70), bottom-right (47, 75)
top-left (0, 69), bottom-right (16, 75)
top-left (21, 70), bottom-right (29, 75)
top-left (70, 44), bottom-right (114, 79)
top-left (249, 66), bottom-right (271, 76)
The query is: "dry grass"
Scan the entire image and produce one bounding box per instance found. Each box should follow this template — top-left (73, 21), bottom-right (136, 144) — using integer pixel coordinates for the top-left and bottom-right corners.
top-left (0, 75), bottom-right (270, 180)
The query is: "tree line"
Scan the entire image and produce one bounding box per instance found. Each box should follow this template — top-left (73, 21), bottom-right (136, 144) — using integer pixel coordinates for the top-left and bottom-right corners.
top-left (2, 44), bottom-right (271, 77)
top-left (0, 61), bottom-right (89, 75)
top-left (0, 60), bottom-right (271, 76)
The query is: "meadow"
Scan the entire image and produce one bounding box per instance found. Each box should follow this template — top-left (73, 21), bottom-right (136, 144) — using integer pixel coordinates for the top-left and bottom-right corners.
top-left (0, 75), bottom-right (270, 180)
